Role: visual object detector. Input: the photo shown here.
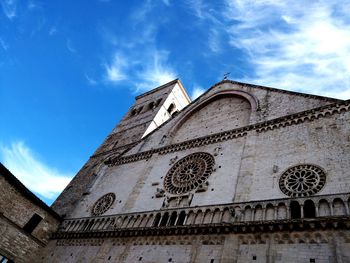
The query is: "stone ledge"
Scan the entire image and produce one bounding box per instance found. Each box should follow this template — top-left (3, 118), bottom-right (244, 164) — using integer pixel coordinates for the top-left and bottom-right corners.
top-left (52, 217), bottom-right (350, 240)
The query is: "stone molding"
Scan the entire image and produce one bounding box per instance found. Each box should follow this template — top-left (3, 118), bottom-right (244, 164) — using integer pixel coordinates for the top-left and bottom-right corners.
top-left (52, 217), bottom-right (350, 240)
top-left (54, 231), bottom-right (344, 248)
top-left (105, 100), bottom-right (350, 167)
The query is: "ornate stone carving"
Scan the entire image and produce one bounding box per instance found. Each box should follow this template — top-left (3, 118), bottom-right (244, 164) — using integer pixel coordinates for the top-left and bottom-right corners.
top-left (195, 181), bottom-right (209, 193)
top-left (169, 156), bottom-right (178, 165)
top-left (279, 164), bottom-right (326, 197)
top-left (91, 193), bottom-right (116, 216)
top-left (164, 152), bottom-right (215, 195)
top-left (155, 188), bottom-right (165, 198)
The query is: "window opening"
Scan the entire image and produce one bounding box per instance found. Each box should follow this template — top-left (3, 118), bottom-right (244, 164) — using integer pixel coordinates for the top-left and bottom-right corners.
top-left (177, 211), bottom-right (186, 226)
top-left (304, 200), bottom-right (316, 218)
top-left (23, 213), bottom-right (43, 234)
top-left (290, 201), bottom-right (301, 219)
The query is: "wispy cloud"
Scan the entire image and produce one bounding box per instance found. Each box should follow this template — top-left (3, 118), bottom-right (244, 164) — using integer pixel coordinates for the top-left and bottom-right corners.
top-left (1, 0), bottom-right (17, 20)
top-left (85, 74), bottom-right (98, 86)
top-left (0, 38), bottom-right (9, 51)
top-left (134, 50), bottom-right (177, 92)
top-left (130, 0), bottom-right (154, 24)
top-left (104, 49), bottom-right (176, 92)
top-left (27, 1), bottom-right (37, 10)
top-left (101, 2), bottom-right (177, 93)
top-left (105, 53), bottom-right (127, 82)
top-left (191, 85), bottom-right (206, 99)
top-left (162, 0), bottom-right (171, 6)
top-left (49, 26), bottom-right (57, 36)
top-left (187, 0), bottom-right (225, 54)
top-left (223, 0), bottom-right (350, 99)
top-left (186, 0), bottom-right (350, 99)
top-left (66, 38), bottom-right (76, 53)
top-left (0, 141), bottom-right (72, 202)
top-left (208, 28), bottom-right (221, 53)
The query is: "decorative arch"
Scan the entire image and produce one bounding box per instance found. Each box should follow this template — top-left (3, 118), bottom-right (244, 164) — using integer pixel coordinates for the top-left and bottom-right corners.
top-left (169, 90), bottom-right (258, 142)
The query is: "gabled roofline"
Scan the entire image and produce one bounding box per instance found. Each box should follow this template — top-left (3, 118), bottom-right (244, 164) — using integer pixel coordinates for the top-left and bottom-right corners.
top-left (213, 80), bottom-right (343, 102)
top-left (135, 79), bottom-right (179, 100)
top-left (135, 79), bottom-right (191, 102)
top-left (0, 163), bottom-right (62, 220)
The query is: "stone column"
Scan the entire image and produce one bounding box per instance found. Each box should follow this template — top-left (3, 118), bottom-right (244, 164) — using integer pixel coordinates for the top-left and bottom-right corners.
top-left (300, 204), bottom-right (304, 218)
top-left (220, 234), bottom-right (240, 263)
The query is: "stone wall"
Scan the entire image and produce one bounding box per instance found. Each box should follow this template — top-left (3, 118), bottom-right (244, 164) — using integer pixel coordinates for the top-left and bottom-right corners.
top-left (68, 105), bottom-right (350, 218)
top-left (0, 176), bottom-right (60, 263)
top-left (40, 230), bottom-right (350, 262)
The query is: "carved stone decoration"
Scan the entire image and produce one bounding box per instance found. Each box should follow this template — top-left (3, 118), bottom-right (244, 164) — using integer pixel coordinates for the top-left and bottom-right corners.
top-left (169, 156), bottom-right (178, 165)
top-left (279, 164), bottom-right (326, 197)
top-left (195, 181), bottom-right (209, 193)
top-left (155, 188), bottom-right (165, 198)
top-left (164, 152), bottom-right (215, 195)
top-left (91, 193), bottom-right (116, 216)
top-left (213, 146), bottom-right (222, 156)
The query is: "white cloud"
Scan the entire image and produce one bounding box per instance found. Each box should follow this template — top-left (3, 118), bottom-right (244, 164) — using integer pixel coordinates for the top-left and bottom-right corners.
top-left (0, 141), bottom-right (72, 201)
top-left (135, 50), bottom-right (177, 92)
top-left (224, 0), bottom-right (350, 99)
top-left (1, 0), bottom-right (17, 20)
top-left (191, 85), bottom-right (206, 99)
top-left (105, 53), bottom-right (127, 82)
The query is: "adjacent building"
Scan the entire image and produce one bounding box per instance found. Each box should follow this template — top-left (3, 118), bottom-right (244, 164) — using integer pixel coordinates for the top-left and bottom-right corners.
top-left (0, 163), bottom-right (61, 263)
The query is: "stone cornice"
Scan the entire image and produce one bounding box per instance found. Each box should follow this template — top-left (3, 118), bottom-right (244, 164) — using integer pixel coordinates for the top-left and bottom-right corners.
top-left (105, 100), bottom-right (350, 166)
top-left (52, 217), bottom-right (350, 240)
top-left (53, 192), bottom-right (350, 240)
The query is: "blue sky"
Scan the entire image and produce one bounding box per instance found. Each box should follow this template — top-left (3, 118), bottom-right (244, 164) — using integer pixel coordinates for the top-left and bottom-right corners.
top-left (1, 0), bottom-right (350, 205)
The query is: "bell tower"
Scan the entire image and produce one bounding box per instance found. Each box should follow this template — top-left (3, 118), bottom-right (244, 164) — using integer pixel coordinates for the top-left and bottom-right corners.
top-left (92, 79), bottom-right (191, 158)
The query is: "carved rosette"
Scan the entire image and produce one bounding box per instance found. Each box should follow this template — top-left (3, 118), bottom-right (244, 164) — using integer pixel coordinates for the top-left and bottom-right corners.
top-left (279, 164), bottom-right (326, 197)
top-left (164, 152), bottom-right (215, 195)
top-left (91, 193), bottom-right (116, 216)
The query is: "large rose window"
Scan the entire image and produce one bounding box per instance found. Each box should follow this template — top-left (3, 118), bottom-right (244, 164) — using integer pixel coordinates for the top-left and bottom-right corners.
top-left (164, 152), bottom-right (215, 195)
top-left (279, 164), bottom-right (326, 197)
top-left (91, 193), bottom-right (116, 216)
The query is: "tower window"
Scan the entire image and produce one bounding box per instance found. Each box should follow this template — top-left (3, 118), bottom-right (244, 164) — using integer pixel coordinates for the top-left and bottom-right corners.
top-left (23, 213), bottom-right (43, 234)
top-left (130, 108), bottom-right (137, 116)
top-left (155, 98), bottom-right (162, 106)
top-left (148, 101), bottom-right (155, 110)
top-left (167, 103), bottom-right (176, 115)
top-left (137, 106), bottom-right (144, 114)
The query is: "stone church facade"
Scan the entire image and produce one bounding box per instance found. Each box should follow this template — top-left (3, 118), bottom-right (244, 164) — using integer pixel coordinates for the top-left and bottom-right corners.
top-left (40, 79), bottom-right (350, 262)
